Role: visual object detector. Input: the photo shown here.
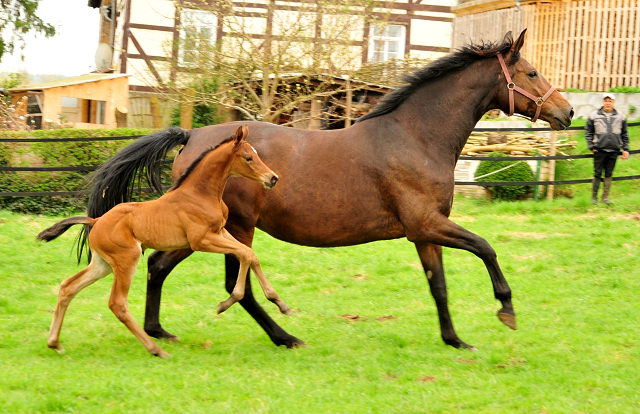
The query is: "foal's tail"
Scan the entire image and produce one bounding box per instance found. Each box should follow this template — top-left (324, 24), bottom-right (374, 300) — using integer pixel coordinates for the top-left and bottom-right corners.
top-left (38, 217), bottom-right (97, 242)
top-left (77, 127), bottom-right (190, 262)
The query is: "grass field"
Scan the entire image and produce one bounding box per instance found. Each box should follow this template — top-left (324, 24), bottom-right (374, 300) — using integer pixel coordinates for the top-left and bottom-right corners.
top-left (2, 127), bottom-right (640, 413)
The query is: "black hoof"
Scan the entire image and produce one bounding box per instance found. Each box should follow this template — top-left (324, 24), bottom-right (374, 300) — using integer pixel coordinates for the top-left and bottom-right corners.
top-left (145, 327), bottom-right (179, 342)
top-left (444, 337), bottom-right (475, 350)
top-left (273, 335), bottom-right (306, 348)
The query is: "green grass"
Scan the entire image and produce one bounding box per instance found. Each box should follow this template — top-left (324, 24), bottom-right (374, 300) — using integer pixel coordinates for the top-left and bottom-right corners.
top-left (2, 190), bottom-right (640, 413)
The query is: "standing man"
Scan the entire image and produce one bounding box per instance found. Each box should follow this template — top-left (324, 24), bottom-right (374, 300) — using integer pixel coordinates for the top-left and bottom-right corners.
top-left (585, 93), bottom-right (630, 204)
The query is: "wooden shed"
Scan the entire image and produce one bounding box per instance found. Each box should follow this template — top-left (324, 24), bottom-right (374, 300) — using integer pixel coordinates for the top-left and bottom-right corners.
top-left (452, 0), bottom-right (640, 91)
top-left (9, 74), bottom-right (129, 129)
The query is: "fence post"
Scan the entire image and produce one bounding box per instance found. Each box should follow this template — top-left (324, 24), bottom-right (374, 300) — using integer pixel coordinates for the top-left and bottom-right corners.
top-left (149, 96), bottom-right (162, 129)
top-left (345, 77), bottom-right (352, 127)
top-left (546, 131), bottom-right (557, 201)
top-left (180, 88), bottom-right (195, 130)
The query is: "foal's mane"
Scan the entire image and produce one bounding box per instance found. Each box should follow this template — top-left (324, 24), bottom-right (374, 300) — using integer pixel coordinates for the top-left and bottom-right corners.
top-left (356, 36), bottom-right (519, 123)
top-left (169, 136), bottom-right (235, 191)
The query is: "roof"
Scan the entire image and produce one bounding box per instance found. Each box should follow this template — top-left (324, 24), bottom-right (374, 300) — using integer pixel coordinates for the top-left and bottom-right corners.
top-left (9, 73), bottom-right (129, 92)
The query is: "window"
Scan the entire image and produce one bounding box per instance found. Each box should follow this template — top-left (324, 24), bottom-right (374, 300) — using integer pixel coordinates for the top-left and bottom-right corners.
top-left (180, 9), bottom-right (217, 66)
top-left (368, 24), bottom-right (406, 63)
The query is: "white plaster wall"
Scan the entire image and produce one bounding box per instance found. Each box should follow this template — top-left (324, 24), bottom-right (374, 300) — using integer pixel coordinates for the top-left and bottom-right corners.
top-left (410, 20), bottom-right (451, 48)
top-left (130, 0), bottom-right (175, 26)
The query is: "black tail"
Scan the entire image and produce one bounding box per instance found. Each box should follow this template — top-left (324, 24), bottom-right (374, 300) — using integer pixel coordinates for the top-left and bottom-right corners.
top-left (76, 127), bottom-right (189, 262)
top-left (38, 217), bottom-right (96, 242)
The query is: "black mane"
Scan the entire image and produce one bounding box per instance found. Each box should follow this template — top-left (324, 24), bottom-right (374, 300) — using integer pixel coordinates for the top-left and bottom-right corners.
top-left (356, 35), bottom-right (518, 123)
top-left (169, 136), bottom-right (235, 191)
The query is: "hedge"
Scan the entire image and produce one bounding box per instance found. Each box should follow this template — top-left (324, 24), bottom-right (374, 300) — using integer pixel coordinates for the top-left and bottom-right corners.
top-left (0, 128), bottom-right (164, 215)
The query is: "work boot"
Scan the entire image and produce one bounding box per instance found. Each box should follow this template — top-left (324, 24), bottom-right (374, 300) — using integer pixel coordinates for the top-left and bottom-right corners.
top-left (602, 177), bottom-right (613, 205)
top-left (591, 178), bottom-right (600, 204)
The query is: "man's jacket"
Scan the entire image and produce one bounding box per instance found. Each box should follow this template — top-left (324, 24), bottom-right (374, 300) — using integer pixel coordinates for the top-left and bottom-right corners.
top-left (585, 108), bottom-right (629, 152)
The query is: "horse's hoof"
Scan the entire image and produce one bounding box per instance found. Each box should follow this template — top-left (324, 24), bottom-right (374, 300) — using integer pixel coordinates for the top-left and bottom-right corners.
top-left (275, 335), bottom-right (306, 348)
top-left (497, 311), bottom-right (517, 330)
top-left (48, 344), bottom-right (65, 354)
top-left (280, 307), bottom-right (292, 316)
top-left (154, 349), bottom-right (171, 358)
top-left (145, 327), bottom-right (178, 342)
top-left (217, 301), bottom-right (232, 314)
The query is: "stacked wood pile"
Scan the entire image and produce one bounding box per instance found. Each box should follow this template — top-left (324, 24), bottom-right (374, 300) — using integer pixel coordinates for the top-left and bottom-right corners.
top-left (461, 132), bottom-right (577, 156)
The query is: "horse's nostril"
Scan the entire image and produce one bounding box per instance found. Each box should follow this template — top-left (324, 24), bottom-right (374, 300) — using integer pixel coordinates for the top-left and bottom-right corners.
top-left (271, 175), bottom-right (278, 186)
top-left (569, 109), bottom-right (575, 119)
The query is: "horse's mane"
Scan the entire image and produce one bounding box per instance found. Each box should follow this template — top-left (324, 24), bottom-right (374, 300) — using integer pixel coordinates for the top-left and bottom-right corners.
top-left (356, 35), bottom-right (519, 123)
top-left (169, 136), bottom-right (235, 191)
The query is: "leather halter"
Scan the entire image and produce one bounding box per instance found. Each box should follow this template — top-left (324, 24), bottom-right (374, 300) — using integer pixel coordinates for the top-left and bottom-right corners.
top-left (497, 52), bottom-right (556, 123)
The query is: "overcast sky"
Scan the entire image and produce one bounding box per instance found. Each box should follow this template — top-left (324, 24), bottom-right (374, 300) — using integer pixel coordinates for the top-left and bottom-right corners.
top-left (0, 0), bottom-right (99, 78)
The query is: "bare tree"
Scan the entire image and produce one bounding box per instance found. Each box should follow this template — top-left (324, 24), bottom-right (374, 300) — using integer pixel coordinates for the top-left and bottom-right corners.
top-left (157, 0), bottom-right (431, 127)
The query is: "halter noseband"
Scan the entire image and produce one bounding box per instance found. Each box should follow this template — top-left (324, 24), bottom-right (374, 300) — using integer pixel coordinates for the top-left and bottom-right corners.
top-left (496, 52), bottom-right (556, 123)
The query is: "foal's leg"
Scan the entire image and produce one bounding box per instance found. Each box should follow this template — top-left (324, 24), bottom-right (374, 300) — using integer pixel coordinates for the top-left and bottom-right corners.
top-left (144, 248), bottom-right (194, 341)
top-left (415, 242), bottom-right (474, 349)
top-left (220, 229), bottom-right (291, 315)
top-left (107, 251), bottom-right (170, 358)
top-left (47, 253), bottom-right (112, 353)
top-left (407, 212), bottom-right (515, 330)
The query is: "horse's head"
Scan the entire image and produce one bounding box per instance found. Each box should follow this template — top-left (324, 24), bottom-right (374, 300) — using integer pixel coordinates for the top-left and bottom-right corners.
top-left (230, 125), bottom-right (279, 189)
top-left (497, 30), bottom-right (574, 130)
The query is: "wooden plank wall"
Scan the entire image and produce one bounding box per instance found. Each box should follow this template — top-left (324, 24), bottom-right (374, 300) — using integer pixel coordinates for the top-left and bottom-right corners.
top-left (128, 95), bottom-right (154, 128)
top-left (452, 5), bottom-right (537, 63)
top-left (453, 0), bottom-right (640, 91)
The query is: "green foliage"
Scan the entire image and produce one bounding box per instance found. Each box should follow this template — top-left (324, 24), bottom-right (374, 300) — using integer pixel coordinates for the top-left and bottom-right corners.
top-left (0, 0), bottom-right (56, 62)
top-left (474, 152), bottom-right (534, 201)
top-left (170, 77), bottom-right (224, 128)
top-left (0, 72), bottom-right (23, 90)
top-left (0, 128), bottom-right (156, 215)
top-left (608, 86), bottom-right (640, 93)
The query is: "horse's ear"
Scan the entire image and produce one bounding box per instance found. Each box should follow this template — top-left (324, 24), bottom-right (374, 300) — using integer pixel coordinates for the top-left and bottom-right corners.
top-left (510, 29), bottom-right (527, 54)
top-left (233, 126), bottom-right (244, 145)
top-left (242, 124), bottom-right (249, 140)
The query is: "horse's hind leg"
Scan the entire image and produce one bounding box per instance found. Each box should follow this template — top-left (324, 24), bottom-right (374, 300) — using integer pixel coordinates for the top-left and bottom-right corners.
top-left (220, 229), bottom-right (291, 315)
top-left (415, 242), bottom-right (474, 350)
top-left (47, 253), bottom-right (112, 353)
top-left (408, 213), bottom-right (515, 331)
top-left (144, 248), bottom-right (194, 341)
top-left (108, 255), bottom-right (170, 358)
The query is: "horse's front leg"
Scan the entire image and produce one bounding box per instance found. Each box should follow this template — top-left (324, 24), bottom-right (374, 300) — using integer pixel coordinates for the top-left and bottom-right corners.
top-left (220, 229), bottom-right (291, 315)
top-left (144, 248), bottom-right (194, 341)
top-left (407, 211), bottom-right (516, 332)
top-left (415, 242), bottom-right (475, 349)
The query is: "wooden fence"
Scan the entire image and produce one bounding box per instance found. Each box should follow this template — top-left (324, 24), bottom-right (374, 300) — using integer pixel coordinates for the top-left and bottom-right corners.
top-left (452, 0), bottom-right (640, 91)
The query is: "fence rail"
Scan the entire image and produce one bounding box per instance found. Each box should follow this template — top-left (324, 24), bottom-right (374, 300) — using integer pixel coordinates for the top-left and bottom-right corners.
top-left (1, 122), bottom-right (639, 196)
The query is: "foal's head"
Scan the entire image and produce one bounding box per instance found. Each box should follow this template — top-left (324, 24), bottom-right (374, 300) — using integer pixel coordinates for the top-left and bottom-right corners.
top-left (229, 125), bottom-right (279, 189)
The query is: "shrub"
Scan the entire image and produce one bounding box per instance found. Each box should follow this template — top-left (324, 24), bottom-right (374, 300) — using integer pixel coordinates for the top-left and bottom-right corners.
top-left (474, 152), bottom-right (534, 201)
top-left (608, 86), bottom-right (640, 94)
top-left (0, 127), bottom-right (165, 215)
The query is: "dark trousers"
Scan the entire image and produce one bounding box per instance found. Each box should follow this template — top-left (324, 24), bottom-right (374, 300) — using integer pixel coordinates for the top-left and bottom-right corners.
top-left (593, 151), bottom-right (618, 179)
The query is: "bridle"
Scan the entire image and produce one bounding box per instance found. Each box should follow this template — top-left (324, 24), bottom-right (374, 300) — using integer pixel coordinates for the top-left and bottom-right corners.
top-left (496, 52), bottom-right (555, 123)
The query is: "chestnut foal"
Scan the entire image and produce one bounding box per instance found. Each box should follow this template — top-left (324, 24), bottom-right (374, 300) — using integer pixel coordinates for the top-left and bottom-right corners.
top-left (38, 125), bottom-right (290, 357)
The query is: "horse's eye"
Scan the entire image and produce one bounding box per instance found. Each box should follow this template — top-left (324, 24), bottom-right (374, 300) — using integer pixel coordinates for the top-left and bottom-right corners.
top-left (245, 157), bottom-right (253, 162)
top-left (527, 71), bottom-right (537, 79)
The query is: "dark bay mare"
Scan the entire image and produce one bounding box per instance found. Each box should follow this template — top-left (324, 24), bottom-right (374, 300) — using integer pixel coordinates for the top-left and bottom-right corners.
top-left (82, 30), bottom-right (573, 350)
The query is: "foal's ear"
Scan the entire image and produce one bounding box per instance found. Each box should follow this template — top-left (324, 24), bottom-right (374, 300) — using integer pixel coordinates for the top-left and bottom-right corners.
top-left (510, 29), bottom-right (527, 54)
top-left (233, 124), bottom-right (249, 146)
top-left (233, 126), bottom-right (244, 145)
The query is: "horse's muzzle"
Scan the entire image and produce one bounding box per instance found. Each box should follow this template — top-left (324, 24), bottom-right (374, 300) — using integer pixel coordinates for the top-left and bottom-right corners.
top-left (264, 173), bottom-right (278, 189)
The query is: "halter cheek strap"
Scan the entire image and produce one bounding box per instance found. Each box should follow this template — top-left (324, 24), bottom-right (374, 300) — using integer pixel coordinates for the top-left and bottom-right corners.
top-left (496, 52), bottom-right (556, 123)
